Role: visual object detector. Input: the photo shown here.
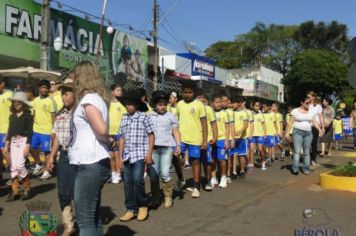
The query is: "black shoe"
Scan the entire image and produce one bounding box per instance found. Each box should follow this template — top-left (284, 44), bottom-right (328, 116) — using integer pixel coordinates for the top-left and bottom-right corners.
top-left (22, 191), bottom-right (31, 201)
top-left (6, 193), bottom-right (20, 202)
top-left (231, 173), bottom-right (238, 180)
top-left (239, 172), bottom-right (246, 179)
top-left (291, 171), bottom-right (299, 176)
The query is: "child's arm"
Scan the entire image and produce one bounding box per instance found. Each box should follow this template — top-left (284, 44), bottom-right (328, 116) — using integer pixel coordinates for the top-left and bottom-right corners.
top-left (172, 127), bottom-right (181, 156)
top-left (201, 117), bottom-right (208, 150)
top-left (211, 121), bottom-right (218, 145)
top-left (118, 136), bottom-right (125, 171)
top-left (47, 134), bottom-right (59, 171)
top-left (224, 122), bottom-right (230, 150)
top-left (230, 122), bottom-right (235, 148)
top-left (145, 133), bottom-right (155, 164)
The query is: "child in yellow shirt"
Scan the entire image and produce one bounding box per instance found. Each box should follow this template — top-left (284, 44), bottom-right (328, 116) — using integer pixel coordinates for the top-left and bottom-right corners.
top-left (333, 113), bottom-right (344, 150)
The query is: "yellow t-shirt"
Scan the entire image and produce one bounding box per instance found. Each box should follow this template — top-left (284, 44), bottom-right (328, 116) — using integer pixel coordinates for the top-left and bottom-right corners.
top-left (275, 112), bottom-right (283, 135)
top-left (252, 112), bottom-right (265, 137)
top-left (286, 114), bottom-right (293, 135)
top-left (206, 105), bottom-right (216, 142)
top-left (234, 109), bottom-right (248, 138)
top-left (167, 104), bottom-right (178, 118)
top-left (109, 101), bottom-right (127, 135)
top-left (51, 91), bottom-right (63, 112)
top-left (33, 96), bottom-right (56, 134)
top-left (333, 119), bottom-right (343, 134)
top-left (264, 112), bottom-right (277, 136)
top-left (245, 109), bottom-right (254, 137)
top-left (225, 108), bottom-right (234, 140)
top-left (177, 100), bottom-right (206, 145)
top-left (0, 90), bottom-right (13, 133)
top-left (215, 110), bottom-right (229, 140)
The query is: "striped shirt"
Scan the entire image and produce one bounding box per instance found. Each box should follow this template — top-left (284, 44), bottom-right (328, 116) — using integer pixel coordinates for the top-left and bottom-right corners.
top-left (149, 111), bottom-right (178, 147)
top-left (119, 112), bottom-right (155, 163)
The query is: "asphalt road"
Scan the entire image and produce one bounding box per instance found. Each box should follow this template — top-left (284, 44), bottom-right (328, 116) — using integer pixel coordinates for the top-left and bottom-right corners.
top-left (0, 140), bottom-right (355, 236)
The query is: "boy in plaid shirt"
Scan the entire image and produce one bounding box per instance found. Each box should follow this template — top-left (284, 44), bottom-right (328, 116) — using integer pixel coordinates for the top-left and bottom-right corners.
top-left (118, 90), bottom-right (155, 222)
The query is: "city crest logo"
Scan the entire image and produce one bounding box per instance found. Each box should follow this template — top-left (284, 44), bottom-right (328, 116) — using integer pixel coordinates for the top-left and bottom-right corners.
top-left (19, 200), bottom-right (58, 236)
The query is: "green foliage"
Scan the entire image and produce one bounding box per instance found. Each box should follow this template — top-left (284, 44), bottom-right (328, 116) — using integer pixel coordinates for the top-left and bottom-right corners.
top-left (330, 162), bottom-right (356, 177)
top-left (284, 49), bottom-right (348, 105)
top-left (295, 21), bottom-right (349, 54)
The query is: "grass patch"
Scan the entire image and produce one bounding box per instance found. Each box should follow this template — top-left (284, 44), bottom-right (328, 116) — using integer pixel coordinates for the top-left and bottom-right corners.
top-left (330, 162), bottom-right (356, 177)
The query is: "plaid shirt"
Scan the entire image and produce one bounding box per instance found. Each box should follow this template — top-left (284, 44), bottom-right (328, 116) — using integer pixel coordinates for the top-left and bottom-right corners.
top-left (53, 108), bottom-right (72, 150)
top-left (149, 111), bottom-right (178, 147)
top-left (119, 112), bottom-right (155, 163)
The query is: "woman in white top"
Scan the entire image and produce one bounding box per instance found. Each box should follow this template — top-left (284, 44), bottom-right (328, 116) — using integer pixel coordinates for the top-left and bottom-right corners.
top-left (307, 91), bottom-right (324, 166)
top-left (285, 96), bottom-right (323, 175)
top-left (69, 61), bottom-right (115, 236)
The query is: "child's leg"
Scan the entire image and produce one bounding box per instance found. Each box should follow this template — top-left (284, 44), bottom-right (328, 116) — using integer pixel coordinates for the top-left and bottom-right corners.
top-left (257, 144), bottom-right (266, 165)
top-left (239, 155), bottom-right (247, 173)
top-left (250, 143), bottom-right (257, 166)
top-left (327, 142), bottom-right (332, 156)
top-left (232, 154), bottom-right (238, 175)
top-left (320, 142), bottom-right (326, 155)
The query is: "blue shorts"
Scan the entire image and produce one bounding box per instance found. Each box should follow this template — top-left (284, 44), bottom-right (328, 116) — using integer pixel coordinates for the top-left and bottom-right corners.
top-left (31, 132), bottom-right (51, 152)
top-left (250, 136), bottom-right (265, 145)
top-left (212, 140), bottom-right (227, 161)
top-left (181, 143), bottom-right (201, 159)
top-left (0, 133), bottom-right (6, 148)
top-left (234, 138), bottom-right (248, 156)
top-left (201, 143), bottom-right (213, 164)
top-left (228, 140), bottom-right (234, 156)
top-left (274, 136), bottom-right (282, 145)
top-left (265, 136), bottom-right (276, 148)
top-left (334, 134), bottom-right (343, 141)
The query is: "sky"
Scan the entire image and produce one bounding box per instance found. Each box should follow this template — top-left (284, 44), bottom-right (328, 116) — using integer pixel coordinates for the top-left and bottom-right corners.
top-left (52, 0), bottom-right (356, 53)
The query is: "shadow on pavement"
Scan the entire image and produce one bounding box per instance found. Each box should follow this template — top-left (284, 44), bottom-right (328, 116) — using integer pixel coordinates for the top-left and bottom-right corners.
top-left (105, 225), bottom-right (136, 236)
top-left (0, 186), bottom-right (11, 198)
top-left (100, 206), bottom-right (117, 225)
top-left (31, 183), bottom-right (56, 199)
top-left (321, 163), bottom-right (337, 169)
top-left (0, 207), bottom-right (3, 216)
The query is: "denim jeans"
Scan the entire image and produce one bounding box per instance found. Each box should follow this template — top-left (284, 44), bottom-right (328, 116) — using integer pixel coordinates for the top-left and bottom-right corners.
top-left (123, 159), bottom-right (147, 212)
top-left (149, 146), bottom-right (173, 183)
top-left (353, 128), bottom-right (356, 148)
top-left (57, 151), bottom-right (76, 211)
top-left (74, 158), bottom-right (110, 236)
top-left (310, 127), bottom-right (319, 162)
top-left (292, 128), bottom-right (313, 172)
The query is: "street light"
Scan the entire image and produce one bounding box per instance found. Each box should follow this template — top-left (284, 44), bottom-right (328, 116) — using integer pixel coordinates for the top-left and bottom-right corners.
top-left (53, 37), bottom-right (63, 51)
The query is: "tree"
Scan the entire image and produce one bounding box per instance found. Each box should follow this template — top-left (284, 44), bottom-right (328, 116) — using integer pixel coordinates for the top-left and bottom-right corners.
top-left (205, 23), bottom-right (299, 75)
top-left (295, 21), bottom-right (349, 55)
top-left (283, 49), bottom-right (348, 105)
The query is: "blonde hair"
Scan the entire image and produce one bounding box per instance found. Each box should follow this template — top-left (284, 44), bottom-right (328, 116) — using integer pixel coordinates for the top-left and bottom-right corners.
top-left (307, 91), bottom-right (320, 105)
top-left (73, 61), bottom-right (109, 104)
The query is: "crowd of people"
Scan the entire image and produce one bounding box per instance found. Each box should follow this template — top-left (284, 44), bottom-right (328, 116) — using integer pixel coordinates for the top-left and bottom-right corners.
top-left (0, 61), bottom-right (355, 236)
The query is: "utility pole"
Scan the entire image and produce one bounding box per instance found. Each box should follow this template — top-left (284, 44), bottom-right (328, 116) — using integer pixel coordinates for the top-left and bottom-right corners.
top-left (152, 0), bottom-right (159, 91)
top-left (40, 0), bottom-right (50, 70)
top-left (96, 0), bottom-right (108, 65)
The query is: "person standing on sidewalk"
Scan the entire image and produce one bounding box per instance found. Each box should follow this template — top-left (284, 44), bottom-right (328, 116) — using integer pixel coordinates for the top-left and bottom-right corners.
top-left (31, 79), bottom-right (56, 179)
top-left (286, 96), bottom-right (323, 175)
top-left (5, 92), bottom-right (33, 201)
top-left (177, 80), bottom-right (208, 198)
top-left (47, 79), bottom-right (76, 236)
top-left (69, 61), bottom-right (113, 235)
top-left (148, 91), bottom-right (181, 209)
top-left (108, 84), bottom-right (126, 184)
top-left (307, 91), bottom-right (325, 167)
top-left (50, 80), bottom-right (63, 111)
top-left (0, 76), bottom-right (13, 185)
top-left (350, 102), bottom-right (356, 150)
top-left (119, 91), bottom-right (155, 222)
top-left (320, 97), bottom-right (335, 156)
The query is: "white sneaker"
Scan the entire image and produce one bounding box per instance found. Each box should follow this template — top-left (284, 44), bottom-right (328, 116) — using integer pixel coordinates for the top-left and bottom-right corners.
top-left (191, 188), bottom-right (200, 198)
top-left (33, 164), bottom-right (44, 176)
top-left (226, 176), bottom-right (232, 183)
top-left (40, 170), bottom-right (52, 180)
top-left (261, 163), bottom-right (267, 171)
top-left (111, 174), bottom-right (120, 184)
top-left (211, 177), bottom-right (218, 187)
top-left (6, 179), bottom-right (12, 186)
top-left (219, 176), bottom-right (228, 188)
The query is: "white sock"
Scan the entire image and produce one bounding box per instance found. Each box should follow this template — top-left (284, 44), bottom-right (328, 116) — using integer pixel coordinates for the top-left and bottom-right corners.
top-left (111, 171), bottom-right (117, 177)
top-left (36, 163), bottom-right (42, 168)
